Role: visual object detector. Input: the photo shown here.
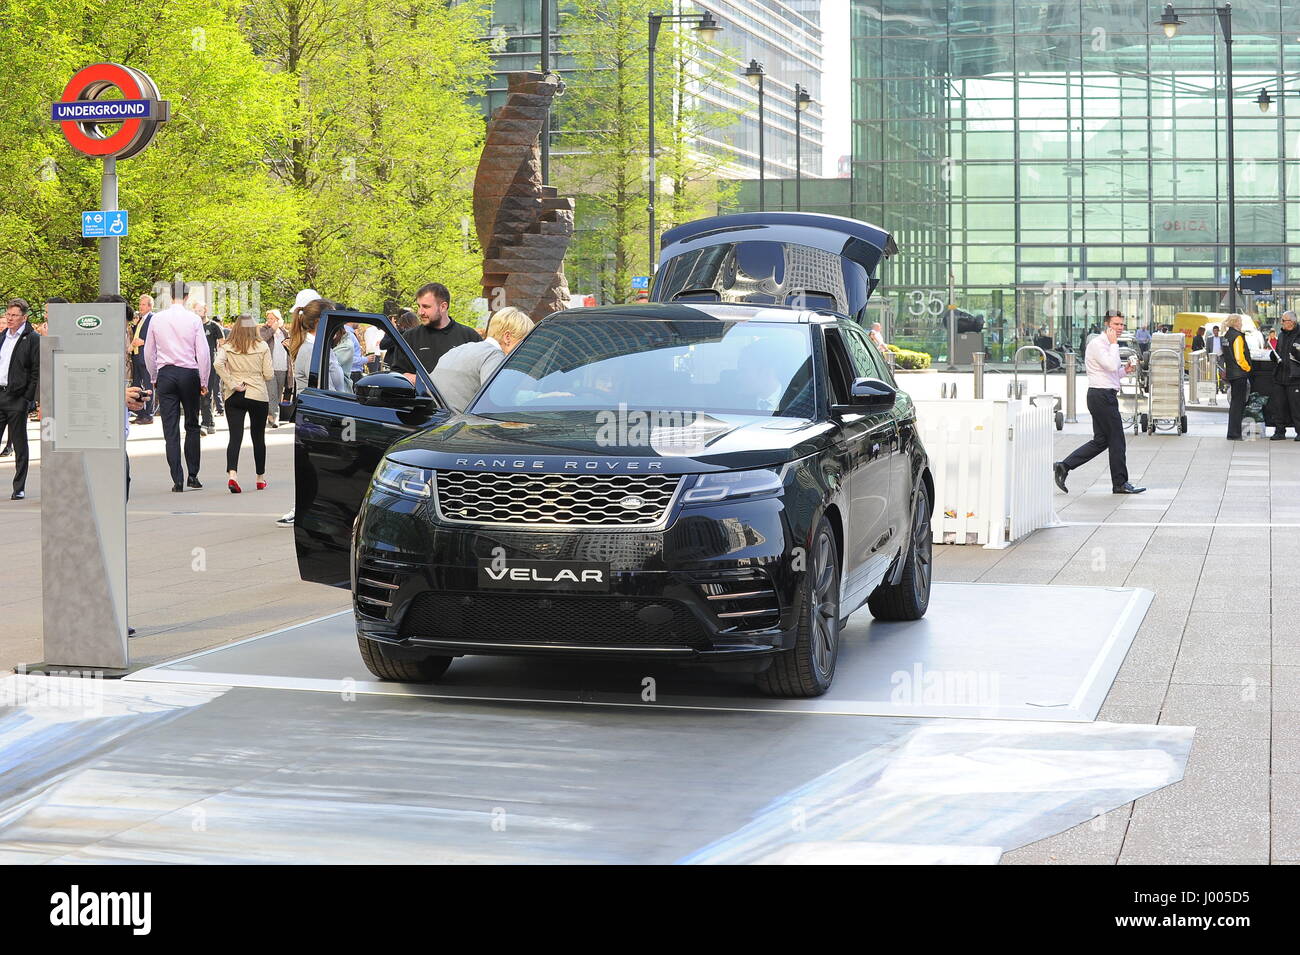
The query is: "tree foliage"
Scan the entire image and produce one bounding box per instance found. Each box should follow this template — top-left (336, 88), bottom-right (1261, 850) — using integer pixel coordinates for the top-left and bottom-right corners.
top-left (0, 0), bottom-right (491, 318)
top-left (555, 0), bottom-right (737, 302)
top-left (245, 0), bottom-right (491, 316)
top-left (0, 0), bottom-right (301, 304)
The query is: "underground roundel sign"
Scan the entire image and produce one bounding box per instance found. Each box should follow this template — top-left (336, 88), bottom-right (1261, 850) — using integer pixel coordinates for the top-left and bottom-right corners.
top-left (52, 63), bottom-right (169, 160)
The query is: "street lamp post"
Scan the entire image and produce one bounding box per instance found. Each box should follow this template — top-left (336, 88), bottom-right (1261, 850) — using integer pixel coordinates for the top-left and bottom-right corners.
top-left (743, 59), bottom-right (765, 211)
top-left (794, 84), bottom-right (811, 212)
top-left (1157, 3), bottom-right (1238, 311)
top-left (648, 9), bottom-right (721, 273)
top-left (541, 0), bottom-right (550, 183)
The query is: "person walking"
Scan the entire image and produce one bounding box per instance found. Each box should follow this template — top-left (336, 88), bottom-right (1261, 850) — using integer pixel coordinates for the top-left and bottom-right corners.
top-left (431, 306), bottom-right (535, 412)
top-left (1054, 309), bottom-right (1146, 495)
top-left (144, 282), bottom-right (210, 492)
top-left (214, 315), bottom-right (274, 493)
top-left (1274, 310), bottom-right (1300, 441)
top-left (1223, 314), bottom-right (1253, 441)
top-left (199, 303), bottom-right (226, 435)
top-left (0, 299), bottom-right (40, 500)
top-left (260, 309), bottom-right (289, 428)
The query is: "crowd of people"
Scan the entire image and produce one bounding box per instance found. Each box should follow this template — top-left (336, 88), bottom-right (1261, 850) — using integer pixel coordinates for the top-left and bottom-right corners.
top-left (1, 279), bottom-right (535, 512)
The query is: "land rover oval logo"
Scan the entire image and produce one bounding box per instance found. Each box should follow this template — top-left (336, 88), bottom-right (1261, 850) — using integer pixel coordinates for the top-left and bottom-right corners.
top-left (619, 495), bottom-right (646, 510)
top-left (76, 315), bottom-right (101, 329)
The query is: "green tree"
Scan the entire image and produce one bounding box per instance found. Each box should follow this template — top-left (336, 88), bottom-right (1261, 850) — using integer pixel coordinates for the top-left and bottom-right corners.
top-left (244, 0), bottom-right (491, 316)
top-left (656, 15), bottom-right (739, 233)
top-left (0, 0), bottom-right (300, 305)
top-left (555, 0), bottom-right (737, 302)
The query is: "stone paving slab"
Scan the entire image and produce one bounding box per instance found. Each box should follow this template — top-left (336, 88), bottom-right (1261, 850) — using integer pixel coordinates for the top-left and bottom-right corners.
top-left (982, 433), bottom-right (1295, 863)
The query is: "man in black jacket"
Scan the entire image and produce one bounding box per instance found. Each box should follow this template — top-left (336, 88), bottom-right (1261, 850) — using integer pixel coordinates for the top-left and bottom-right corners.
top-left (0, 298), bottom-right (40, 500)
top-left (1274, 311), bottom-right (1300, 441)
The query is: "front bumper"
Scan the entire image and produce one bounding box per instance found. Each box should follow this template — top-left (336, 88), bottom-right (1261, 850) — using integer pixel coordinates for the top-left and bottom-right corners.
top-left (351, 490), bottom-right (805, 661)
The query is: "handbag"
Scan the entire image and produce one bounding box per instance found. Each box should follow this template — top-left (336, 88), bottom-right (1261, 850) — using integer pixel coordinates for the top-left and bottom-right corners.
top-left (280, 378), bottom-right (297, 423)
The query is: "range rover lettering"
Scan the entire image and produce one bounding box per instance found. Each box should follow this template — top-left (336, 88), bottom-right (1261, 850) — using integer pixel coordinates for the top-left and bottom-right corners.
top-left (294, 213), bottom-right (933, 697)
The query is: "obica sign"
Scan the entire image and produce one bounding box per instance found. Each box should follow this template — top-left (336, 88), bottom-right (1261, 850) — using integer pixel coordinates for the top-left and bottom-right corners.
top-left (53, 63), bottom-right (169, 159)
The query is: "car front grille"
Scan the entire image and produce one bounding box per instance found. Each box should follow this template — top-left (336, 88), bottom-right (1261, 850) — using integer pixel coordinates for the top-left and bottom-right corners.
top-left (400, 592), bottom-right (711, 650)
top-left (434, 470), bottom-right (681, 528)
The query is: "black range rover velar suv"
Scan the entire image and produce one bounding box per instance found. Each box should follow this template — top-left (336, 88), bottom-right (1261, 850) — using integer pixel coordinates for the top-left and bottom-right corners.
top-left (294, 213), bottom-right (933, 696)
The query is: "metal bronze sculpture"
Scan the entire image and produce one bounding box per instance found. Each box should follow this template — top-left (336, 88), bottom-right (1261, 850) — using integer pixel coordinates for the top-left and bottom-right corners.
top-left (474, 71), bottom-right (573, 321)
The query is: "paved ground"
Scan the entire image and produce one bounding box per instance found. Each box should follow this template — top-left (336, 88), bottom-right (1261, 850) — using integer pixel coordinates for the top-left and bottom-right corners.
top-left (0, 415), bottom-right (349, 673)
top-left (1, 383), bottom-right (1295, 864)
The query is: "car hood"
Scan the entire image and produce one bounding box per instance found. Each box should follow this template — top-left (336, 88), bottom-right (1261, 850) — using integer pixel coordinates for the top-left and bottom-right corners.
top-left (385, 410), bottom-right (835, 474)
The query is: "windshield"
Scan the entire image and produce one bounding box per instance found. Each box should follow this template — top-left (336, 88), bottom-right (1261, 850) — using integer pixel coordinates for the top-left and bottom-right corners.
top-left (471, 318), bottom-right (816, 418)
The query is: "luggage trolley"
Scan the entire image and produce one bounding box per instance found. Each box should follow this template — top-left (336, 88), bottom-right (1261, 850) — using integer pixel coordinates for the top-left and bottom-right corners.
top-left (1008, 345), bottom-right (1064, 430)
top-left (1117, 344), bottom-right (1144, 433)
top-left (1140, 332), bottom-right (1188, 434)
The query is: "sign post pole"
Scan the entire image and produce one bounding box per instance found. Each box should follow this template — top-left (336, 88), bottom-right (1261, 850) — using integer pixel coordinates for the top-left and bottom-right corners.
top-left (100, 155), bottom-right (119, 296)
top-left (35, 63), bottom-right (167, 671)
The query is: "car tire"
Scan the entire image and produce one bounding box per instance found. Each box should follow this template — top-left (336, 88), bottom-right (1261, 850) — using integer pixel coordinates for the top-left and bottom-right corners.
top-left (867, 482), bottom-right (933, 622)
top-left (754, 517), bottom-right (841, 698)
top-left (357, 633), bottom-right (452, 683)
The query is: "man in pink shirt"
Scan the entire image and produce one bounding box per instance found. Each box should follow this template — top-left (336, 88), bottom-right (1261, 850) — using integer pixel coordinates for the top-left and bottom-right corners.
top-left (144, 281), bottom-right (210, 491)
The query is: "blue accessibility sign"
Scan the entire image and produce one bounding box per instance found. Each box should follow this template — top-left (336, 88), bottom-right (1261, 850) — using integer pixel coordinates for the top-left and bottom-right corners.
top-left (630, 275), bottom-right (650, 290)
top-left (82, 210), bottom-right (128, 238)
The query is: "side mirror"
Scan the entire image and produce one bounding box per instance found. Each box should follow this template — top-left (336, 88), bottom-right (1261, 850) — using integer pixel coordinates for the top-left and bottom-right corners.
top-left (356, 373), bottom-right (435, 414)
top-left (833, 377), bottom-right (896, 415)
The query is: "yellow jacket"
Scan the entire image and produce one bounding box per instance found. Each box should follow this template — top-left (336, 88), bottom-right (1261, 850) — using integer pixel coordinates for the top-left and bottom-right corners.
top-left (1231, 332), bottom-right (1251, 373)
top-left (214, 340), bottom-right (275, 402)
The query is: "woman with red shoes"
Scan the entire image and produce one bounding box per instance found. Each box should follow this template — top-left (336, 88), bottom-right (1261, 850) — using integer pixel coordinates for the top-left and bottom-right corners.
top-left (213, 314), bottom-right (274, 493)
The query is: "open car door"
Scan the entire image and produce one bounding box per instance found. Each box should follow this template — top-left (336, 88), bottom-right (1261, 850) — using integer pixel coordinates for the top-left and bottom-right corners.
top-left (294, 310), bottom-right (449, 587)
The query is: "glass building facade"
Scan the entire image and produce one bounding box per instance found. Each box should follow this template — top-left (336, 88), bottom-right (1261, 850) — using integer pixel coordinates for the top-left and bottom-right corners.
top-left (475, 0), bottom-right (823, 179)
top-left (840, 0), bottom-right (1298, 362)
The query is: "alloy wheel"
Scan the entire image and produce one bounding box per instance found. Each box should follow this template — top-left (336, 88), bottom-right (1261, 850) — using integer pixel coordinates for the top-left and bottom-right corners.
top-left (912, 487), bottom-right (932, 602)
top-left (809, 528), bottom-right (839, 681)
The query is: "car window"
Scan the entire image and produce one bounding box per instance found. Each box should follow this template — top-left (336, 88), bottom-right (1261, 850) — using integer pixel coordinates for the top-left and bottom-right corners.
top-left (317, 313), bottom-right (437, 400)
top-left (474, 318), bottom-right (816, 419)
top-left (844, 324), bottom-right (895, 385)
top-left (822, 328), bottom-right (855, 405)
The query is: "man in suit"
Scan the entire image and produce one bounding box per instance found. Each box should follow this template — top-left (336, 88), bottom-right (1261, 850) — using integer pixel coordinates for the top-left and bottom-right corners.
top-left (131, 293), bottom-right (156, 422)
top-left (0, 298), bottom-right (40, 500)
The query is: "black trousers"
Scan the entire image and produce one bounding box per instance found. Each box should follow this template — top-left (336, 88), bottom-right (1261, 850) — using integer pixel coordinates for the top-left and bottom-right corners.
top-left (1276, 382), bottom-right (1300, 433)
top-left (0, 392), bottom-right (30, 493)
top-left (1062, 387), bottom-right (1128, 487)
top-left (131, 353), bottom-right (155, 416)
top-left (224, 391), bottom-right (269, 474)
top-left (156, 365), bottom-right (202, 485)
top-left (1227, 376), bottom-right (1249, 439)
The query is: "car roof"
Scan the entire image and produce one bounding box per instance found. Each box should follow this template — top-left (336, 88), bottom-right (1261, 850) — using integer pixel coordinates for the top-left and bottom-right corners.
top-left (541, 303), bottom-right (841, 325)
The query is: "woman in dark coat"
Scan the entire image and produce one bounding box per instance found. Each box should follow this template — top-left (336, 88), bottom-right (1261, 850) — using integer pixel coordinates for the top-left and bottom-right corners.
top-left (1222, 315), bottom-right (1253, 440)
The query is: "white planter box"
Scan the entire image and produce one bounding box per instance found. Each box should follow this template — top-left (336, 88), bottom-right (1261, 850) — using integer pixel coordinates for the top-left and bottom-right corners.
top-left (914, 399), bottom-right (1060, 548)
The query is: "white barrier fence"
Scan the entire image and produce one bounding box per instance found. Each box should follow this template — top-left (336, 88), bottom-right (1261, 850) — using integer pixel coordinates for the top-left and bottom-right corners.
top-left (915, 399), bottom-right (1060, 548)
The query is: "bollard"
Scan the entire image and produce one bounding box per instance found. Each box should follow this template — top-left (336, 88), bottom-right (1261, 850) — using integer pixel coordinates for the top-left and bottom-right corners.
top-left (1189, 351), bottom-right (1200, 405)
top-left (972, 351), bottom-right (985, 399)
top-left (1064, 351), bottom-right (1078, 422)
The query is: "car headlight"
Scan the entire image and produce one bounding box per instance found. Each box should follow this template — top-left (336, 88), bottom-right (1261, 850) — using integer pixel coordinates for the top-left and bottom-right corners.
top-left (682, 466), bottom-right (786, 504)
top-left (373, 460), bottom-right (432, 499)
